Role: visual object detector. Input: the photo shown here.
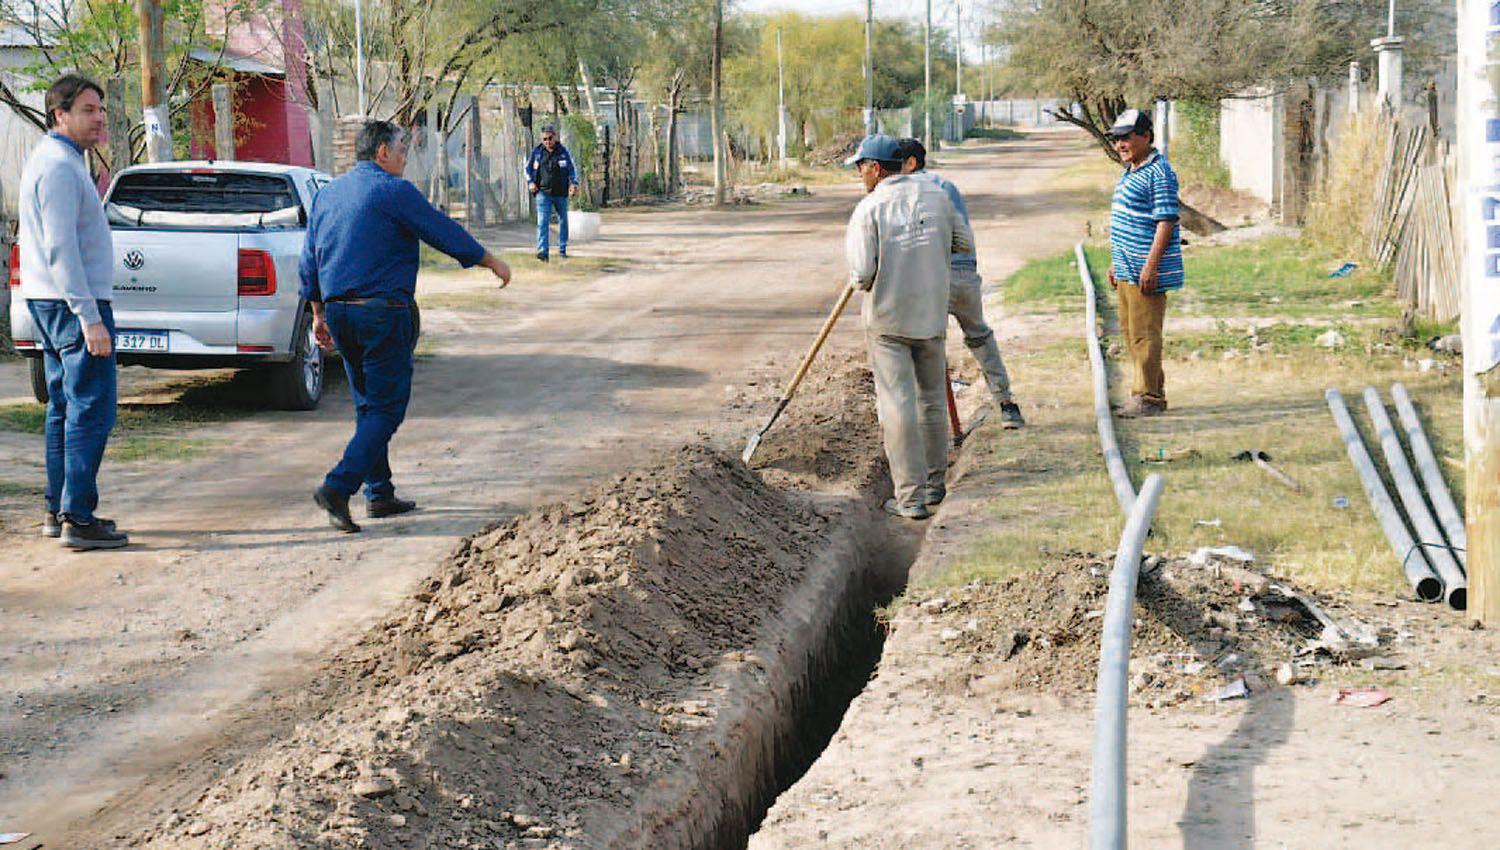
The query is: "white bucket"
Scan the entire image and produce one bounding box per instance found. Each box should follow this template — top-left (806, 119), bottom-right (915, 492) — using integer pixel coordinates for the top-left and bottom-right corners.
top-left (567, 211), bottom-right (602, 243)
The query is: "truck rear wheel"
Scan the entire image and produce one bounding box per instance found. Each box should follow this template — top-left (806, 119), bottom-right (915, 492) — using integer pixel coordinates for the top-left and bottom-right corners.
top-left (270, 310), bottom-right (324, 410)
top-left (29, 357), bottom-right (49, 404)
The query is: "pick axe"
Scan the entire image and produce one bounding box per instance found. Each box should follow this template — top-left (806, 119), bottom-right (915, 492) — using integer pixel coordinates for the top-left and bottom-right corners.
top-left (741, 283), bottom-right (857, 466)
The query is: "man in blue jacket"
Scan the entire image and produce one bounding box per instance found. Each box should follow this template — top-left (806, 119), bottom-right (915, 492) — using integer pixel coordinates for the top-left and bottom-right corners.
top-left (525, 124), bottom-right (579, 262)
top-left (301, 120), bottom-right (511, 533)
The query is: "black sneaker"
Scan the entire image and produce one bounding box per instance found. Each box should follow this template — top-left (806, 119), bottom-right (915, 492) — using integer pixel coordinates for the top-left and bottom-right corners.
top-left (558, 249), bottom-right (568, 259)
top-left (536, 252), bottom-right (550, 263)
top-left (924, 486), bottom-right (947, 506)
top-left (47, 511), bottom-right (116, 539)
top-left (61, 519), bottom-right (129, 550)
top-left (314, 485), bottom-right (362, 533)
top-left (883, 498), bottom-right (931, 520)
top-left (999, 401), bottom-right (1026, 429)
top-left (368, 496), bottom-right (417, 518)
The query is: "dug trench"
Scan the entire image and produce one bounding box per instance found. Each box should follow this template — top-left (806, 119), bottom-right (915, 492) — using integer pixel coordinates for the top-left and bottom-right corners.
top-left (57, 357), bottom-right (923, 850)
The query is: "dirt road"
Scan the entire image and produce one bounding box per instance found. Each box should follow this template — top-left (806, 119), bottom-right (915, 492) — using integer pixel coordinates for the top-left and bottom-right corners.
top-left (0, 130), bottom-right (1097, 837)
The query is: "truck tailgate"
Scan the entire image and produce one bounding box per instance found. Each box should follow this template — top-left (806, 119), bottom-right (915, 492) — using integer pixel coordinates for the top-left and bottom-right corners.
top-left (112, 231), bottom-right (240, 313)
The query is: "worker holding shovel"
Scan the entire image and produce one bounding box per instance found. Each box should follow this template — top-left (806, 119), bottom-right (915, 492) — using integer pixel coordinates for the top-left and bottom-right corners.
top-left (845, 134), bottom-right (974, 520)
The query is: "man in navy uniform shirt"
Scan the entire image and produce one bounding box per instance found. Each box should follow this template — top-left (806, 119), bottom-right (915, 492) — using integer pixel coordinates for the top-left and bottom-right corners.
top-left (300, 120), bottom-right (511, 532)
top-left (524, 124), bottom-right (579, 262)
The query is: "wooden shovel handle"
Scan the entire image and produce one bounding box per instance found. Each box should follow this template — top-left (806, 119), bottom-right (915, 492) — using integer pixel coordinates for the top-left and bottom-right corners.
top-left (781, 283), bottom-right (857, 402)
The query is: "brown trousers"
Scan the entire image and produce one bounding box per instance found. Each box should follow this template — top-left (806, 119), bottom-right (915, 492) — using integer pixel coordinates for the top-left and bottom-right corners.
top-left (1116, 282), bottom-right (1167, 406)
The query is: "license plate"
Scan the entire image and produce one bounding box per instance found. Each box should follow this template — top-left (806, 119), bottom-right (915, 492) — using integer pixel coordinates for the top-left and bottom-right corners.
top-left (116, 330), bottom-right (169, 352)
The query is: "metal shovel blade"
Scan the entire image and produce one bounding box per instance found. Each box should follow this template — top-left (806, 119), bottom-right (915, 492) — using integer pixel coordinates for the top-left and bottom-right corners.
top-left (741, 398), bottom-right (790, 466)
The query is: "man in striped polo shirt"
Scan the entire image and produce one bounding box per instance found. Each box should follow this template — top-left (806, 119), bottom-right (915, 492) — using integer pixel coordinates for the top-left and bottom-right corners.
top-left (1106, 108), bottom-right (1183, 417)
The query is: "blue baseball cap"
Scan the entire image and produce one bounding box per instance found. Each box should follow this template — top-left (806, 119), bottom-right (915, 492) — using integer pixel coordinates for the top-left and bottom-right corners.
top-left (844, 133), bottom-right (903, 167)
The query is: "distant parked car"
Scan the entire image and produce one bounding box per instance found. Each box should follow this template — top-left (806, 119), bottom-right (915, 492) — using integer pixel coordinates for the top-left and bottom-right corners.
top-left (8, 161), bottom-right (332, 409)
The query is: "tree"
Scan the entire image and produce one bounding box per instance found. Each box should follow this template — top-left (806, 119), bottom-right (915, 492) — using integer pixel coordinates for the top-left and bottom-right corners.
top-left (724, 12), bottom-right (954, 153)
top-left (0, 0), bottom-right (257, 167)
top-left (989, 0), bottom-right (1452, 160)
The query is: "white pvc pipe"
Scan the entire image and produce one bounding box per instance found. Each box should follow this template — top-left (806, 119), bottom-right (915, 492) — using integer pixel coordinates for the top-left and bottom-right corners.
top-left (1089, 473), bottom-right (1165, 850)
top-left (1391, 382), bottom-right (1467, 561)
top-left (1327, 388), bottom-right (1443, 601)
top-left (1077, 243), bottom-right (1137, 514)
top-left (1364, 387), bottom-right (1467, 609)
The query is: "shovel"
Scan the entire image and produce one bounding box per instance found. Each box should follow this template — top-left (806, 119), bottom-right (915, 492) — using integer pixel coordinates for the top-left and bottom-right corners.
top-left (1233, 449), bottom-right (1302, 492)
top-left (741, 283), bottom-right (857, 465)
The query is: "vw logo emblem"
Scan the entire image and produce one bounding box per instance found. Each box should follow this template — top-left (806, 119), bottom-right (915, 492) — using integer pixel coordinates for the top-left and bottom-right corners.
top-left (123, 250), bottom-right (144, 271)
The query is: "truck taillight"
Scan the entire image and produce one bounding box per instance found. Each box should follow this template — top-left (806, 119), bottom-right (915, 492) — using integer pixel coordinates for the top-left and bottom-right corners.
top-left (7, 243), bottom-right (18, 289)
top-left (237, 249), bottom-right (276, 296)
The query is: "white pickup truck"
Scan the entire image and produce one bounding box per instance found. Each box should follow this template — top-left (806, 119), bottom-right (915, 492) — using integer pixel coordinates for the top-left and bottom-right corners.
top-left (8, 161), bottom-right (332, 409)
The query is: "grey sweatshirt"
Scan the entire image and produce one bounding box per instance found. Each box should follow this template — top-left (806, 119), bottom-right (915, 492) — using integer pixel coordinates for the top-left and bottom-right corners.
top-left (845, 173), bottom-right (974, 338)
top-left (18, 134), bottom-right (113, 326)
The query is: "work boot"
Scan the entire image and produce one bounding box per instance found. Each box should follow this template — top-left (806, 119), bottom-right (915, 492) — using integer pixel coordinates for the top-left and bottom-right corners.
top-left (536, 252), bottom-right (549, 263)
top-left (924, 485), bottom-right (947, 506)
top-left (368, 496), bottom-right (417, 518)
top-left (1117, 398), bottom-right (1167, 419)
top-left (61, 518), bottom-right (129, 551)
top-left (314, 485), bottom-right (362, 533)
top-left (883, 498), bottom-right (931, 520)
top-left (999, 401), bottom-right (1026, 429)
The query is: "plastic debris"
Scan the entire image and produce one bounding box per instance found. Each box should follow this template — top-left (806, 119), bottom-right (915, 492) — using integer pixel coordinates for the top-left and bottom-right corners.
top-left (1330, 687), bottom-right (1391, 708)
top-left (1329, 262), bottom-right (1358, 278)
top-left (1275, 663), bottom-right (1305, 685)
top-left (1195, 518), bottom-right (1223, 527)
top-left (0, 835), bottom-right (31, 846)
top-left (1315, 329), bottom-right (1347, 349)
top-left (1332, 496), bottom-right (1350, 509)
top-left (1188, 545), bottom-right (1256, 566)
top-left (1204, 676), bottom-right (1250, 702)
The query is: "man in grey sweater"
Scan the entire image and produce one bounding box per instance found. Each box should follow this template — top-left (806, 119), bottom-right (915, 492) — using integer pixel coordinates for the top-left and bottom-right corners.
top-left (845, 134), bottom-right (974, 520)
top-left (18, 74), bottom-right (128, 549)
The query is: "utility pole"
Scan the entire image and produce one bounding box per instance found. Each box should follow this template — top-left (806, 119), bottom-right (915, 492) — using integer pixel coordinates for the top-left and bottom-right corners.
top-left (136, 0), bottom-right (171, 162)
top-left (1458, 0), bottom-right (1500, 624)
top-left (354, 0), bottom-right (366, 116)
top-left (1372, 0), bottom-right (1404, 110)
top-left (924, 0), bottom-right (932, 149)
top-left (711, 0), bottom-right (726, 206)
top-left (863, 0), bottom-right (875, 134)
top-left (954, 0), bottom-right (962, 99)
top-left (776, 27), bottom-right (788, 167)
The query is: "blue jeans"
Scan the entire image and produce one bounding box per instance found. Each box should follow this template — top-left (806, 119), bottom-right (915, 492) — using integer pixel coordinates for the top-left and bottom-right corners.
top-left (536, 193), bottom-right (569, 256)
top-left (27, 299), bottom-right (117, 523)
top-left (323, 300), bottom-right (415, 501)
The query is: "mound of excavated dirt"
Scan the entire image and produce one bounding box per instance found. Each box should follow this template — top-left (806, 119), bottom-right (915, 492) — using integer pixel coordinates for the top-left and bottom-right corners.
top-left (748, 360), bottom-right (888, 495)
top-left (918, 554), bottom-right (1332, 706)
top-left (123, 446), bottom-right (834, 849)
top-left (805, 133), bottom-right (863, 168)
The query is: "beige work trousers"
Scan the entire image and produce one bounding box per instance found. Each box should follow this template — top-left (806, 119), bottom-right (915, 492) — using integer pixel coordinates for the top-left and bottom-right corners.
top-left (867, 331), bottom-right (950, 511)
top-left (1116, 282), bottom-right (1168, 406)
top-left (949, 269), bottom-right (1013, 404)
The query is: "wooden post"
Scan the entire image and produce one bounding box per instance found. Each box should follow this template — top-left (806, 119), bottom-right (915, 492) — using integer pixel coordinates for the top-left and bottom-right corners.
top-left (137, 0), bottom-right (171, 162)
top-left (463, 97), bottom-right (475, 223)
top-left (429, 99), bottom-right (448, 211)
top-left (468, 95), bottom-right (487, 225)
top-left (105, 77), bottom-right (131, 173)
top-left (1458, 0), bottom-right (1500, 624)
top-left (711, 0), bottom-right (726, 207)
top-left (212, 83), bottom-right (235, 161)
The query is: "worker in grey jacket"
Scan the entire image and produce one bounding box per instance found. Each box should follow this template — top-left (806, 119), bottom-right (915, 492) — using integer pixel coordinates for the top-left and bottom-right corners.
top-left (17, 74), bottom-right (127, 550)
top-left (844, 134), bottom-right (974, 520)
